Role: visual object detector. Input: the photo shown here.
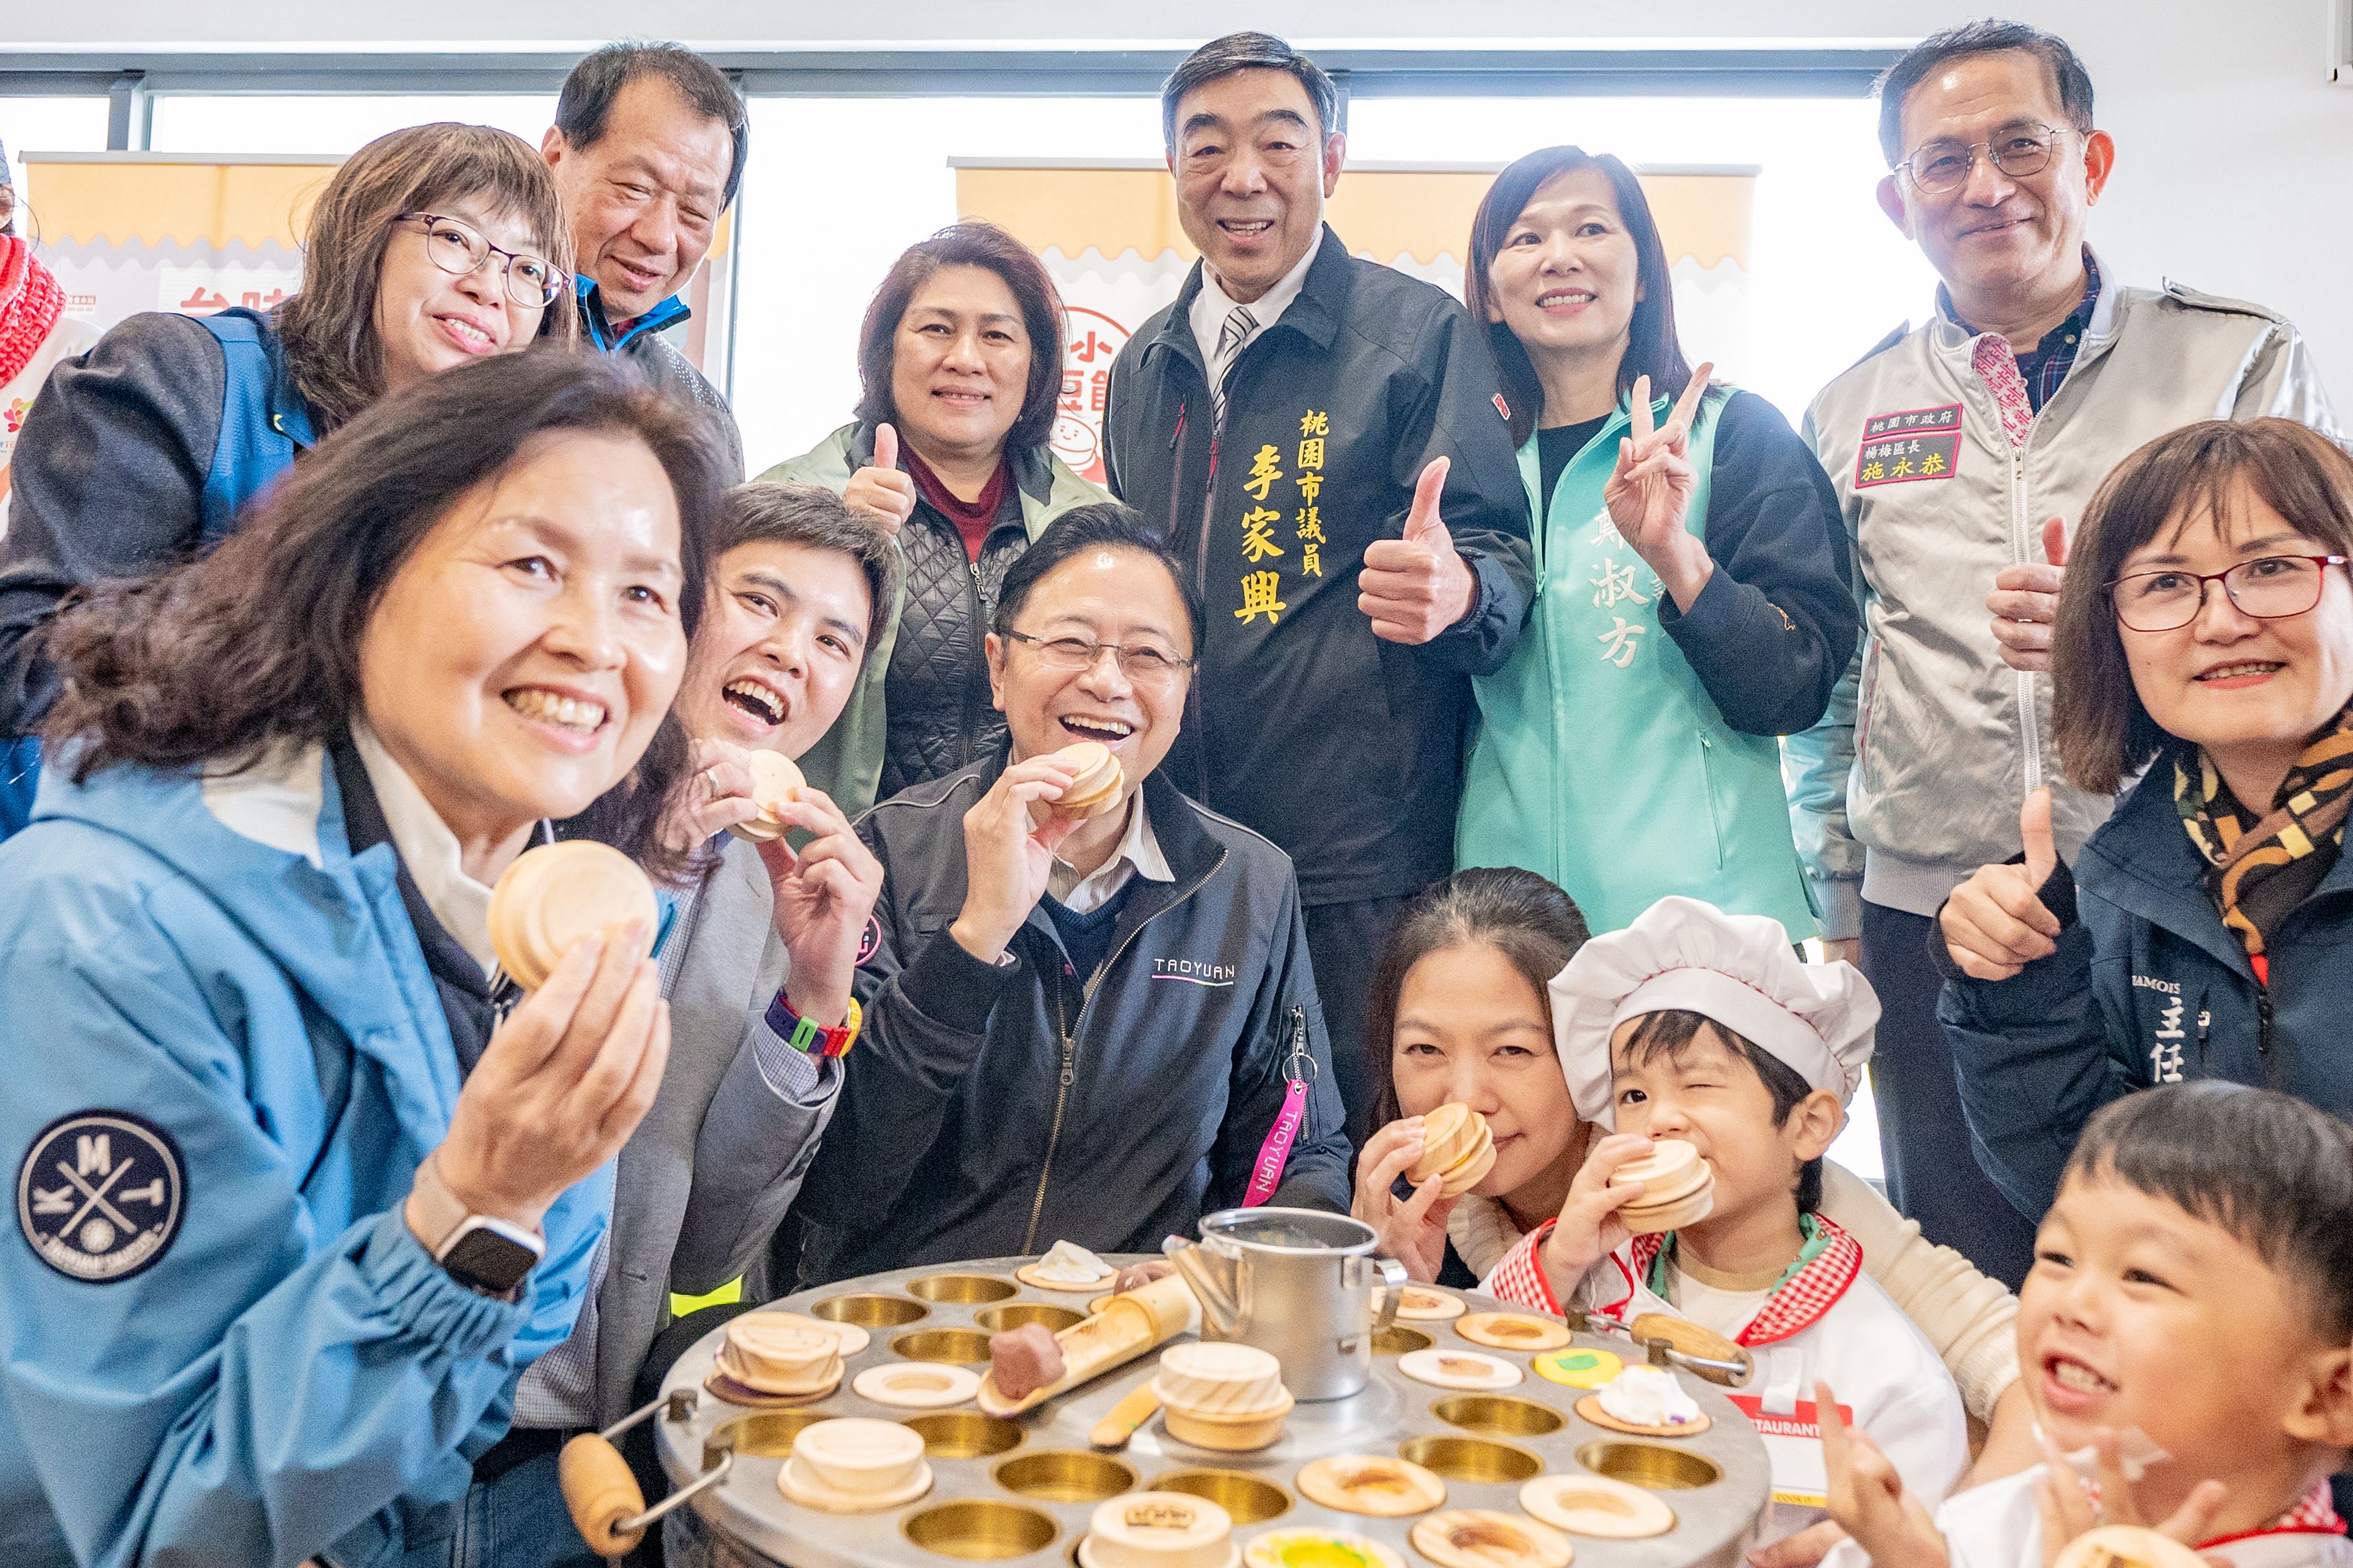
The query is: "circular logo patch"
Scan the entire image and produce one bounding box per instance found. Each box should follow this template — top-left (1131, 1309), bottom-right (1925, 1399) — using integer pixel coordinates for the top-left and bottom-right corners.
top-left (17, 1111), bottom-right (185, 1283)
top-left (855, 915), bottom-right (882, 967)
top-left (1534, 1347), bottom-right (1624, 1390)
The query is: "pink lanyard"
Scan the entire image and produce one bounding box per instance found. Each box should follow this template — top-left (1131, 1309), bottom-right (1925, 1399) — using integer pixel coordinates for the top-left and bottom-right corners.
top-left (1244, 1007), bottom-right (1313, 1206)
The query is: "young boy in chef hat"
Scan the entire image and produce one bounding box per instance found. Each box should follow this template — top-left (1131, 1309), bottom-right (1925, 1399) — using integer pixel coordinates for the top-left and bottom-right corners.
top-left (1817, 1082), bottom-right (2353, 1568)
top-left (1481, 895), bottom-right (1970, 1538)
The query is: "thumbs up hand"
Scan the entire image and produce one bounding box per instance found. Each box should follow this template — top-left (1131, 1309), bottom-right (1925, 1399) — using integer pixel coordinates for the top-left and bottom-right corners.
top-left (1361, 456), bottom-right (1480, 645)
top-left (1939, 789), bottom-right (2065, 980)
top-left (843, 421), bottom-right (918, 537)
top-left (1990, 515), bottom-right (2070, 672)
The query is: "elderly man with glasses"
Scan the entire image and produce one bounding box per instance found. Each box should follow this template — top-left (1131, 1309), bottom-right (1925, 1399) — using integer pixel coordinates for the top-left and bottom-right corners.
top-left (781, 502), bottom-right (1351, 1288)
top-left (1786, 19), bottom-right (2336, 1287)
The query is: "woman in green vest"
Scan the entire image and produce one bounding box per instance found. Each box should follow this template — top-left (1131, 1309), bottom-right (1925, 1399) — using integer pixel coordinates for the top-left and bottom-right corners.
top-left (1455, 146), bottom-right (1858, 935)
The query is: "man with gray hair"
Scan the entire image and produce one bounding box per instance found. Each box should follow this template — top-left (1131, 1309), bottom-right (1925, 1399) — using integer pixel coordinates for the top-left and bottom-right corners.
top-left (1102, 34), bottom-right (1532, 1143)
top-left (1786, 19), bottom-right (2334, 1284)
top-left (544, 42), bottom-right (749, 477)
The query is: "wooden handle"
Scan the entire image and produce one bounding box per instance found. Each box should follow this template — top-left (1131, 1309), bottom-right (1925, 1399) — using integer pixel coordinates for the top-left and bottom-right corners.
top-left (559, 1433), bottom-right (646, 1559)
top-left (1089, 1385), bottom-right (1164, 1450)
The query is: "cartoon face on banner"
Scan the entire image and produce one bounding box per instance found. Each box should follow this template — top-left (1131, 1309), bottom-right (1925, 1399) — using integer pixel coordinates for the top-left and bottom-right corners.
top-left (1052, 307), bottom-right (1132, 485)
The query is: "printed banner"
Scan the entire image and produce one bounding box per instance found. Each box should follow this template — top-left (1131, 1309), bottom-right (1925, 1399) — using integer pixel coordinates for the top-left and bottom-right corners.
top-left (954, 159), bottom-right (1758, 487)
top-left (22, 152), bottom-right (734, 377)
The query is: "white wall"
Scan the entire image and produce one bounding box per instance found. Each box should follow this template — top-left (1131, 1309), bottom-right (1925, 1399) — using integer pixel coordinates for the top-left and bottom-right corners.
top-left (9, 0), bottom-right (2350, 394)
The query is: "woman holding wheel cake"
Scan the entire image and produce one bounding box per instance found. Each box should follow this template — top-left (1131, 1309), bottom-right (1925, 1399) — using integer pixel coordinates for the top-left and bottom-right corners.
top-left (1453, 147), bottom-right (1857, 935)
top-left (0, 351), bottom-right (723, 1568)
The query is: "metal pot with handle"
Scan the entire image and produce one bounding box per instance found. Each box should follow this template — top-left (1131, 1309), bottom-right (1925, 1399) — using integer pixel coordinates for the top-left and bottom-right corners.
top-left (1163, 1208), bottom-right (1408, 1400)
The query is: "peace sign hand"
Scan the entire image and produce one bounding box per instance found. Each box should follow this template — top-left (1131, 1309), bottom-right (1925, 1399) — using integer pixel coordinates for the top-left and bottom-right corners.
top-left (1602, 363), bottom-right (1716, 612)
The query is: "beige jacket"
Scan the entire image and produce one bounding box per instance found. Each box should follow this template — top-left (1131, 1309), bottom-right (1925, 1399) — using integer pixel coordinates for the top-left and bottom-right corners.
top-left (1787, 262), bottom-right (2338, 933)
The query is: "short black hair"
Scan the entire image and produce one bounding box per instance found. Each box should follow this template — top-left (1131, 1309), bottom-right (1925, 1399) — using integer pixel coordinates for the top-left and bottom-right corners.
top-left (2064, 1083), bottom-right (2353, 1341)
top-left (1619, 1011), bottom-right (1826, 1214)
top-left (992, 502), bottom-right (1206, 658)
top-left (555, 41), bottom-right (749, 208)
top-left (1873, 19), bottom-right (2095, 168)
top-left (1161, 32), bottom-right (1343, 150)
top-left (716, 482), bottom-right (895, 662)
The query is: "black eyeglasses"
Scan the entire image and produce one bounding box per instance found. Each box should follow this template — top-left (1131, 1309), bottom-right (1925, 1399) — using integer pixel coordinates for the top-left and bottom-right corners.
top-left (2108, 554), bottom-right (2349, 633)
top-left (1896, 124), bottom-right (2078, 195)
top-left (397, 212), bottom-right (567, 309)
top-left (1002, 628), bottom-right (1194, 681)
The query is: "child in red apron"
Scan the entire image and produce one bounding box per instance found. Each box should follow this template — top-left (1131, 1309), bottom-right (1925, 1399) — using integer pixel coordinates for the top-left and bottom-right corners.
top-left (1484, 895), bottom-right (1969, 1538)
top-left (1817, 1083), bottom-right (2353, 1568)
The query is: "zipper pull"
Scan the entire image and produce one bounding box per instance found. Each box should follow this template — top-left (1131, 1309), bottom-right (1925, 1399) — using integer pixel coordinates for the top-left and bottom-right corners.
top-left (1171, 401), bottom-right (1186, 452)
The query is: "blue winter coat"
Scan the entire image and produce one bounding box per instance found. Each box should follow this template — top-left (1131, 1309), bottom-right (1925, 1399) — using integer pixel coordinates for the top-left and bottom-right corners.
top-left (1937, 740), bottom-right (2353, 1220)
top-left (0, 745), bottom-right (608, 1568)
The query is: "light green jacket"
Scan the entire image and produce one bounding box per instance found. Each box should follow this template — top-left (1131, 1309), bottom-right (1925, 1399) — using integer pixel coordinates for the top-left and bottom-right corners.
top-left (762, 423), bottom-right (1110, 815)
top-left (1456, 388), bottom-right (1817, 936)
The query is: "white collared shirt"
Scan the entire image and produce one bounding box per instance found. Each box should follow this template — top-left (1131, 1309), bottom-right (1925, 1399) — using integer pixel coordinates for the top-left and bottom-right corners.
top-left (1187, 237), bottom-right (1320, 389)
top-left (1048, 790), bottom-right (1174, 914)
top-left (348, 722), bottom-right (501, 978)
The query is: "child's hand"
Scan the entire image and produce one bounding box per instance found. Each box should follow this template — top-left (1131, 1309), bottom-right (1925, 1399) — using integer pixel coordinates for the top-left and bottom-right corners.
top-left (1538, 1132), bottom-right (1654, 1299)
top-left (2032, 1427), bottom-right (2230, 1568)
top-left (1819, 1382), bottom-right (1951, 1568)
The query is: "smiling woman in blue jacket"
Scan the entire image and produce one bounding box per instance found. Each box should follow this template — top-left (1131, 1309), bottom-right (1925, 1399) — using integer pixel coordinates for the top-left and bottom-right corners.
top-left (0, 350), bottom-right (723, 1568)
top-left (1937, 418), bottom-right (2353, 1221)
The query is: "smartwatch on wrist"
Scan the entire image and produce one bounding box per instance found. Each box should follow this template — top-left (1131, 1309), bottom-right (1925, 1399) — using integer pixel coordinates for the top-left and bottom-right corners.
top-left (409, 1151), bottom-right (543, 1296)
top-left (766, 991), bottom-right (862, 1058)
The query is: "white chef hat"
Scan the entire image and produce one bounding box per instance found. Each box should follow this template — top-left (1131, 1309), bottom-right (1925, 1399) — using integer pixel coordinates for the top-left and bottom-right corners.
top-left (1548, 896), bottom-right (1878, 1128)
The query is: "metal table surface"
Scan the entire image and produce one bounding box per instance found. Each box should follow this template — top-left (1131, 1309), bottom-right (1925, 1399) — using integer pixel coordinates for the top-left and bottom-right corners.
top-left (657, 1256), bottom-right (1772, 1568)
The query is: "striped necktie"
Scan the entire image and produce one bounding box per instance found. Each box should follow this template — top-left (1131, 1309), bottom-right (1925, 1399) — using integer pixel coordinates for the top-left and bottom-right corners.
top-left (1210, 304), bottom-right (1257, 427)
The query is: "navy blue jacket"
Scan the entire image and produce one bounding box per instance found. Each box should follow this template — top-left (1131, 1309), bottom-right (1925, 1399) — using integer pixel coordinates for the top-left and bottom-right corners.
top-left (1937, 742), bottom-right (2353, 1219)
top-left (790, 760), bottom-right (1352, 1285)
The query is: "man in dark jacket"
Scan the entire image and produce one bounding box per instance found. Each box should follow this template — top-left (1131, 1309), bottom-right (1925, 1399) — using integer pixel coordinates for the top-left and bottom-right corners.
top-left (544, 42), bottom-right (747, 478)
top-left (1102, 33), bottom-right (1535, 1141)
top-left (789, 503), bottom-right (1351, 1285)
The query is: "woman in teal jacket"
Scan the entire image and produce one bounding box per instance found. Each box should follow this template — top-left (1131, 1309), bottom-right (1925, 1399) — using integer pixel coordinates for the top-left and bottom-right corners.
top-left (0, 351), bottom-right (721, 1568)
top-left (1454, 147), bottom-right (1858, 934)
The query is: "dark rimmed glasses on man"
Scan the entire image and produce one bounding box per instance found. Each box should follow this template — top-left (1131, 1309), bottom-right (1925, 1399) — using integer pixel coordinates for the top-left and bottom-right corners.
top-left (1896, 123), bottom-right (2079, 196)
top-left (2108, 554), bottom-right (2349, 633)
top-left (1002, 628), bottom-right (1194, 681)
top-left (396, 212), bottom-right (568, 309)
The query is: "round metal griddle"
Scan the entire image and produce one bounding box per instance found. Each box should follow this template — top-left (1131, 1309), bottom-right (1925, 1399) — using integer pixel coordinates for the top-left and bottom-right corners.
top-left (656, 1256), bottom-right (1771, 1568)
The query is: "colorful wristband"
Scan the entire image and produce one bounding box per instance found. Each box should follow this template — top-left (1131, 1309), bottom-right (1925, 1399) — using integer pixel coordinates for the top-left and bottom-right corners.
top-left (767, 990), bottom-right (862, 1058)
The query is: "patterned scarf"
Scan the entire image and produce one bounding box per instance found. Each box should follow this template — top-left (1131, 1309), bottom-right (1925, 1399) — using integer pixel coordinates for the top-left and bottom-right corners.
top-left (0, 235), bottom-right (66, 388)
top-left (2174, 706), bottom-right (2353, 983)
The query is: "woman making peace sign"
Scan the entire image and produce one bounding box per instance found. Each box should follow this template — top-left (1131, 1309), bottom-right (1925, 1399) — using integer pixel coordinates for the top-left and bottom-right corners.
top-left (1455, 147), bottom-right (1857, 934)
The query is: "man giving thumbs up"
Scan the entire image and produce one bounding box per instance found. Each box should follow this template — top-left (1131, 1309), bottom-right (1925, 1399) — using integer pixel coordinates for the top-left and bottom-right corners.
top-left (1102, 35), bottom-right (1532, 1142)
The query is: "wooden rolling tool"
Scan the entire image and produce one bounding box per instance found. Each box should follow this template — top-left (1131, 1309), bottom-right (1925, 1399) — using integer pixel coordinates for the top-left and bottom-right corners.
top-left (977, 1273), bottom-right (1198, 1416)
top-left (560, 1389), bottom-right (733, 1560)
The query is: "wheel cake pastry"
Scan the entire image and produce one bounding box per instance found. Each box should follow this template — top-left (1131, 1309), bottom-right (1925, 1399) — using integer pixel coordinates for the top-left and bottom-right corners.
top-left (1294, 1454), bottom-right (1448, 1518)
top-left (726, 749), bottom-right (805, 844)
top-left (1408, 1103), bottom-right (1497, 1198)
top-left (1456, 1313), bottom-right (1573, 1352)
top-left (1409, 1510), bottom-right (1573, 1568)
top-left (488, 841), bottom-right (657, 990)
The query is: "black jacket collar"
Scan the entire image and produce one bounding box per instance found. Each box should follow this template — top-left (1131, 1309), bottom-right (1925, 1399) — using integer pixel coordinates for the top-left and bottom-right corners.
top-left (1151, 224), bottom-right (1353, 367)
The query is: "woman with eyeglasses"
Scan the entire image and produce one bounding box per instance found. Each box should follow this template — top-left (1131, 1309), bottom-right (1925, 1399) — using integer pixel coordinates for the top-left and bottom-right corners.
top-left (0, 122), bottom-right (573, 837)
top-left (1939, 418), bottom-right (2353, 1220)
top-left (766, 221), bottom-right (1108, 816)
top-left (1451, 147), bottom-right (1858, 936)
